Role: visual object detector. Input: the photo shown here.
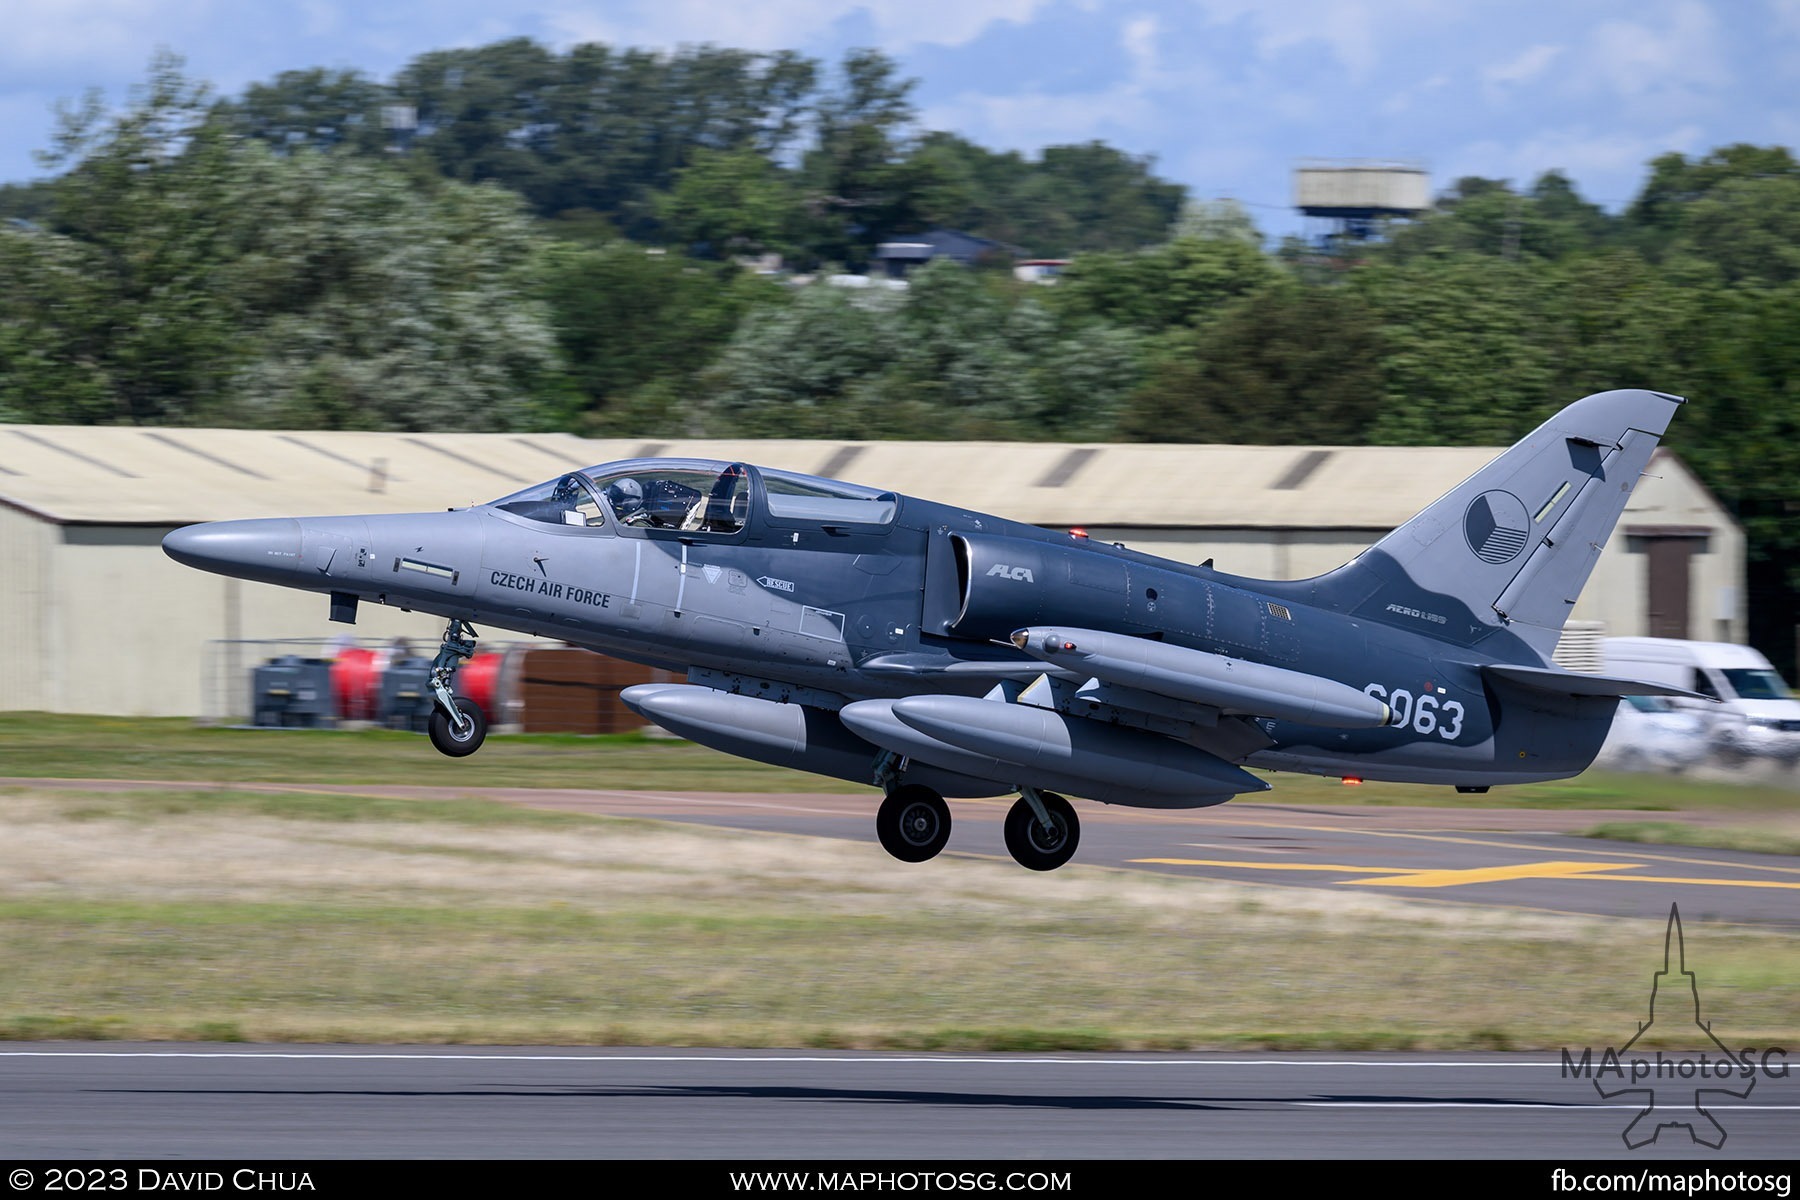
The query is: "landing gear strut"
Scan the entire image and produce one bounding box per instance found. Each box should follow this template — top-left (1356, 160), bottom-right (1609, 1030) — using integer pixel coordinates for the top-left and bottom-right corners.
top-left (876, 784), bottom-right (952, 863)
top-left (426, 618), bottom-right (486, 757)
top-left (1004, 789), bottom-right (1079, 871)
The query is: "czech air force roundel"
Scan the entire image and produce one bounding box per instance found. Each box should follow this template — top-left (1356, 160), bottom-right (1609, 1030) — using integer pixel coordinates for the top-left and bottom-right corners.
top-left (1463, 491), bottom-right (1531, 564)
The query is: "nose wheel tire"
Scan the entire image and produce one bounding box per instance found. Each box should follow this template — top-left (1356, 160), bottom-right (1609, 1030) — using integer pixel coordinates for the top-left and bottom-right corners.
top-left (428, 698), bottom-right (488, 757)
top-left (876, 785), bottom-right (952, 863)
top-left (1004, 792), bottom-right (1079, 871)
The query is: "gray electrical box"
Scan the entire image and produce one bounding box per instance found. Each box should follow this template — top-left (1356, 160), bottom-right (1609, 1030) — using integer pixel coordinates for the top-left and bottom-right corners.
top-left (250, 656), bottom-right (335, 728)
top-left (378, 656), bottom-right (439, 732)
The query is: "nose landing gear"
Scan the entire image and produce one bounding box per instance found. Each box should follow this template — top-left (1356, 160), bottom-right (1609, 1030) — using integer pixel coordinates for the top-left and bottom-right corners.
top-left (426, 618), bottom-right (486, 757)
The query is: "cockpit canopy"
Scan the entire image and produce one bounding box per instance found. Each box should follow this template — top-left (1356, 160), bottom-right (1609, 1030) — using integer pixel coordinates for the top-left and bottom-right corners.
top-left (488, 459), bottom-right (897, 533)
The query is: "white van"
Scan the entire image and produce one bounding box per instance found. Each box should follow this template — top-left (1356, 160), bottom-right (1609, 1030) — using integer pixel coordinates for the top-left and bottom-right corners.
top-left (1602, 637), bottom-right (1800, 756)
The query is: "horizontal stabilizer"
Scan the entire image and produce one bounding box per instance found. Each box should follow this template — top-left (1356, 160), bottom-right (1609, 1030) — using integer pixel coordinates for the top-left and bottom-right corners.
top-left (1481, 664), bottom-right (1716, 702)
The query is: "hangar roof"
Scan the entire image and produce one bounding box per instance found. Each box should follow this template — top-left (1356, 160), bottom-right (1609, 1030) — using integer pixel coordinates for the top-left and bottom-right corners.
top-left (0, 425), bottom-right (1730, 533)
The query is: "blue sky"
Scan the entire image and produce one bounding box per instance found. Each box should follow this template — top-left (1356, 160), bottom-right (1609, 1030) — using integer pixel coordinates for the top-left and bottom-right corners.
top-left (4, 0), bottom-right (1796, 240)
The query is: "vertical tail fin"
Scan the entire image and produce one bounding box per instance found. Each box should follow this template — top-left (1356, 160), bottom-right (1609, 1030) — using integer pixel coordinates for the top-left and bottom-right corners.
top-left (1306, 389), bottom-right (1684, 662)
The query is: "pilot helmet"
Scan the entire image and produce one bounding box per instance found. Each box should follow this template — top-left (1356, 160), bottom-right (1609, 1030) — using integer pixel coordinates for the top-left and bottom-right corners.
top-left (605, 477), bottom-right (644, 516)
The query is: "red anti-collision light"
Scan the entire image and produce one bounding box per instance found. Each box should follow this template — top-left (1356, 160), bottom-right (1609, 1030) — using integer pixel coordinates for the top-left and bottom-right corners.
top-left (1070, 527), bottom-right (1089, 539)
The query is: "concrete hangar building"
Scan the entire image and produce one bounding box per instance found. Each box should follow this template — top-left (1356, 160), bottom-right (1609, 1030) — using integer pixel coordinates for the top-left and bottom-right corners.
top-left (0, 425), bottom-right (1742, 716)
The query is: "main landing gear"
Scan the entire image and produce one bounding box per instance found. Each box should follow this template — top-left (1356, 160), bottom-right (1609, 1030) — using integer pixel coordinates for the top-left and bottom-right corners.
top-left (426, 618), bottom-right (487, 757)
top-left (872, 752), bottom-right (952, 863)
top-left (876, 785), bottom-right (952, 863)
top-left (1004, 788), bottom-right (1079, 872)
top-left (869, 766), bottom-right (1083, 871)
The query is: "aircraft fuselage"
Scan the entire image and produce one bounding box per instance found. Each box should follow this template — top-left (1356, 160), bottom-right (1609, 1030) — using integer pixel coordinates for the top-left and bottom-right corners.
top-left (164, 390), bottom-right (1689, 869)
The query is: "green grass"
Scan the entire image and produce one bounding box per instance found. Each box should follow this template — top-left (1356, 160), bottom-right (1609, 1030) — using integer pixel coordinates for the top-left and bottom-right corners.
top-left (22, 785), bottom-right (617, 829)
top-left (1581, 820), bottom-right (1800, 857)
top-left (2, 712), bottom-right (1794, 812)
top-left (0, 711), bottom-right (851, 793)
top-left (1, 783), bottom-right (1797, 1048)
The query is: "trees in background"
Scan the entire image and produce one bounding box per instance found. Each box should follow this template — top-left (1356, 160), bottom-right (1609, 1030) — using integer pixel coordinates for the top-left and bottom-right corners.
top-left (704, 260), bottom-right (1138, 440)
top-left (0, 53), bottom-right (562, 430)
top-left (209, 40), bottom-right (1189, 265)
top-left (535, 241), bottom-right (780, 434)
top-left (2, 46), bottom-right (1798, 665)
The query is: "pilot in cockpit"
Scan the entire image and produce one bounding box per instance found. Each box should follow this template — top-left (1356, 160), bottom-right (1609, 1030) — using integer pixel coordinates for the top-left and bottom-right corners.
top-left (604, 477), bottom-right (646, 524)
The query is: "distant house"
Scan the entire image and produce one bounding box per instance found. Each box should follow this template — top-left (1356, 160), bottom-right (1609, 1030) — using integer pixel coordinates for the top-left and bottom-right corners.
top-left (1013, 259), bottom-right (1070, 284)
top-left (872, 229), bottom-right (1024, 279)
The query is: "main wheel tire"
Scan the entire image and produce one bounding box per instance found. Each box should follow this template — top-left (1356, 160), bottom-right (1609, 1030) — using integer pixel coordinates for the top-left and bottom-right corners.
top-left (427, 698), bottom-right (487, 757)
top-left (876, 785), bottom-right (952, 863)
top-left (1003, 792), bottom-right (1079, 871)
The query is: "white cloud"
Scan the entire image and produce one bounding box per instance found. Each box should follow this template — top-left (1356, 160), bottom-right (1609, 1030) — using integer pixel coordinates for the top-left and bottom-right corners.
top-left (1588, 0), bottom-right (1728, 100)
top-left (1483, 43), bottom-right (1564, 92)
top-left (919, 10), bottom-right (1186, 154)
top-left (543, 0), bottom-right (1050, 55)
top-left (1443, 123), bottom-right (1706, 204)
top-left (1381, 72), bottom-right (1448, 116)
top-left (1121, 12), bottom-right (1161, 80)
top-left (1190, 0), bottom-right (1445, 81)
top-left (921, 85), bottom-right (1159, 152)
top-left (0, 0), bottom-right (216, 81)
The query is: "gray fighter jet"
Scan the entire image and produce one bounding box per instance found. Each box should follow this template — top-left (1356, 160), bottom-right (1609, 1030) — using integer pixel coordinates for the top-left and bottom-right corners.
top-left (163, 388), bottom-right (1700, 871)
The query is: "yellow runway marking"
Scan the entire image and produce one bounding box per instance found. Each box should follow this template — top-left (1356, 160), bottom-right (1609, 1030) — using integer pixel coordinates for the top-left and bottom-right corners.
top-left (1337, 862), bottom-right (1640, 888)
top-left (1133, 857), bottom-right (1641, 887)
top-left (1166, 818), bottom-right (1800, 876)
top-left (1131, 856), bottom-right (1800, 892)
top-left (1587, 874), bottom-right (1800, 891)
top-left (1134, 859), bottom-right (1403, 874)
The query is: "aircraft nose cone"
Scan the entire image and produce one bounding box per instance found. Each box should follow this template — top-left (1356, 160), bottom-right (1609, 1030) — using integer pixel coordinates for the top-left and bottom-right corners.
top-left (162, 518), bottom-right (303, 582)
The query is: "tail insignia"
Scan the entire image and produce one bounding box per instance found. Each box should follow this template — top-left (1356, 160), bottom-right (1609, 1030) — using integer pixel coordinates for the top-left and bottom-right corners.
top-left (1464, 492), bottom-right (1531, 564)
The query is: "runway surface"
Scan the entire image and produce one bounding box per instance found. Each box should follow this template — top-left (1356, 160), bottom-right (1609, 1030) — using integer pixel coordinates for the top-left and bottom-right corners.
top-left (3, 1044), bottom-right (1795, 1159)
top-left (10, 778), bottom-right (1796, 928)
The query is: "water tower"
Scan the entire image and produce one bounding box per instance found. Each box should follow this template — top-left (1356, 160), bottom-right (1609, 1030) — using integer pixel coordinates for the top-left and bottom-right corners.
top-left (1293, 158), bottom-right (1430, 244)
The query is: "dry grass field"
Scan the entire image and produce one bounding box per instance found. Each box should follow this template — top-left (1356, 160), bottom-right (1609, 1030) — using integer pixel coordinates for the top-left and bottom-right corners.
top-left (1, 781), bottom-right (1795, 1049)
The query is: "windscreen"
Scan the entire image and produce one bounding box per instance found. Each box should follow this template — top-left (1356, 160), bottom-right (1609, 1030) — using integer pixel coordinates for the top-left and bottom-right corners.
top-left (489, 473), bottom-right (607, 527)
top-left (1721, 668), bottom-right (1793, 700)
